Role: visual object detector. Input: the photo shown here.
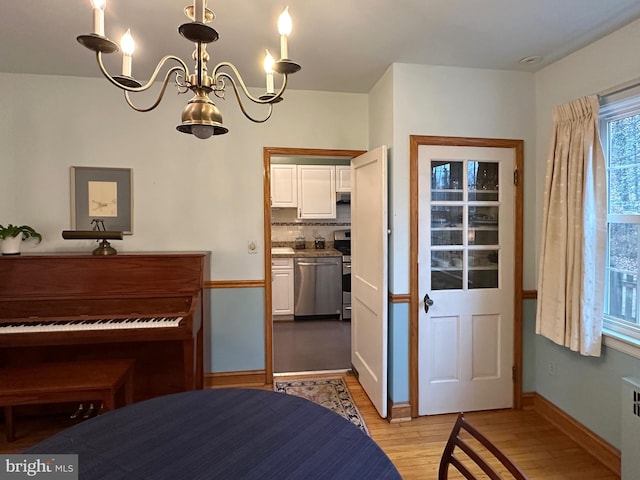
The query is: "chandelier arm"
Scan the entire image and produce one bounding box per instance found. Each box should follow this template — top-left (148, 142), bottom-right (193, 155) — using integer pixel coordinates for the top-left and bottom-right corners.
top-left (212, 61), bottom-right (289, 104)
top-left (96, 52), bottom-right (190, 93)
top-left (123, 66), bottom-right (186, 113)
top-left (217, 72), bottom-right (274, 123)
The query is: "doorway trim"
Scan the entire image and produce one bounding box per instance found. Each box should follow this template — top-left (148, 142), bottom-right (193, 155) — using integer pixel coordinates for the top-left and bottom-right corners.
top-left (263, 147), bottom-right (366, 383)
top-left (409, 135), bottom-right (524, 418)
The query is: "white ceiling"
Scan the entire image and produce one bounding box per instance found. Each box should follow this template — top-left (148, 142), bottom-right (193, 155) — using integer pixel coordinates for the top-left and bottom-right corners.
top-left (3, 0), bottom-right (640, 94)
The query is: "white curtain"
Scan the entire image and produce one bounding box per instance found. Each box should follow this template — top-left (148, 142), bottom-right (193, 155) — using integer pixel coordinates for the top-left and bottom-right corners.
top-left (536, 95), bottom-right (607, 356)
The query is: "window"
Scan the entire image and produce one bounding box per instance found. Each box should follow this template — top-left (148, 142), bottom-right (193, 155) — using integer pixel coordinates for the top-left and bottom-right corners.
top-left (600, 88), bottom-right (640, 347)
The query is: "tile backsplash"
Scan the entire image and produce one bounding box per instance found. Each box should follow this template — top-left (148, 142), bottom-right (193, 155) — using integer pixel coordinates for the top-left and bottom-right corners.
top-left (271, 204), bottom-right (350, 245)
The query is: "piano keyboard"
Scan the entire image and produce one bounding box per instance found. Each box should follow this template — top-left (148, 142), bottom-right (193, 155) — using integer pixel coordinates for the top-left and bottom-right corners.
top-left (1, 316), bottom-right (183, 334)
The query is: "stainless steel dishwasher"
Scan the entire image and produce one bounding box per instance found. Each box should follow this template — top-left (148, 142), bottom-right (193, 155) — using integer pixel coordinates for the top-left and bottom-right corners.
top-left (294, 256), bottom-right (342, 318)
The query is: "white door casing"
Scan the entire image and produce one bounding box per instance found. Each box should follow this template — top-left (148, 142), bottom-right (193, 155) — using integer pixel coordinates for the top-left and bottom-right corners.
top-left (351, 146), bottom-right (388, 418)
top-left (418, 145), bottom-right (515, 415)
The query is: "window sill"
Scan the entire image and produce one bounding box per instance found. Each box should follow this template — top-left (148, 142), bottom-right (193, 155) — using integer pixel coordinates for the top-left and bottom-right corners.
top-left (603, 330), bottom-right (640, 359)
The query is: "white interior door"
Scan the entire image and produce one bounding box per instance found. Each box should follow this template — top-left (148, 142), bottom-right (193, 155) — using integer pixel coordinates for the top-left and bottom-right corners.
top-left (418, 145), bottom-right (515, 415)
top-left (351, 145), bottom-right (388, 418)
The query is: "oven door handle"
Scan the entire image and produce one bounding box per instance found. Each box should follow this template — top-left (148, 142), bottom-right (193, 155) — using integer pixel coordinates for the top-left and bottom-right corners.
top-left (297, 261), bottom-right (340, 266)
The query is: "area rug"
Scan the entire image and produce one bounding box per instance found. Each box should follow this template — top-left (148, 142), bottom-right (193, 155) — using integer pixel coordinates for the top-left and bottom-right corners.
top-left (274, 377), bottom-right (370, 435)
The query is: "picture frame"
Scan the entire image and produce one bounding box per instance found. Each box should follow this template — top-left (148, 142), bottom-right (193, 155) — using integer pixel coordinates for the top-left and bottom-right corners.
top-left (71, 166), bottom-right (133, 234)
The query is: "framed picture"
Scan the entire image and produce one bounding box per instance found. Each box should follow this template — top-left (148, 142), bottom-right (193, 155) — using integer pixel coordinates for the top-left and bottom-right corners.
top-left (71, 167), bottom-right (133, 234)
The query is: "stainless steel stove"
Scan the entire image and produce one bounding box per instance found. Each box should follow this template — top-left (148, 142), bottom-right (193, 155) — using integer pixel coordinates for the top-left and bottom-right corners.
top-left (334, 230), bottom-right (351, 321)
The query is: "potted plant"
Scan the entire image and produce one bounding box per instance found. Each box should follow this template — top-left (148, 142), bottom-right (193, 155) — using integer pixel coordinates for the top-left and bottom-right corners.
top-left (0, 224), bottom-right (43, 255)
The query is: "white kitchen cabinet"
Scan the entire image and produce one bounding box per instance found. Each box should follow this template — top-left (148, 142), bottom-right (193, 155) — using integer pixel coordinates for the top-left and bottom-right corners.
top-left (297, 165), bottom-right (336, 219)
top-left (272, 257), bottom-right (294, 316)
top-left (270, 164), bottom-right (297, 208)
top-left (335, 165), bottom-right (351, 192)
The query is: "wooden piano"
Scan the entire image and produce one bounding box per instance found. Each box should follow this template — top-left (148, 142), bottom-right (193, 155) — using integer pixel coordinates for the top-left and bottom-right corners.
top-left (0, 252), bottom-right (210, 402)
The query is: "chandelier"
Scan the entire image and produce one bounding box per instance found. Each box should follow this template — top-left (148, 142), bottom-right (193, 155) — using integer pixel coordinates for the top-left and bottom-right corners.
top-left (77, 0), bottom-right (301, 139)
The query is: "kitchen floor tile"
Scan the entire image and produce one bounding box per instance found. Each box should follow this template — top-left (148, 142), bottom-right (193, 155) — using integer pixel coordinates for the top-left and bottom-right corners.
top-left (273, 319), bottom-right (351, 373)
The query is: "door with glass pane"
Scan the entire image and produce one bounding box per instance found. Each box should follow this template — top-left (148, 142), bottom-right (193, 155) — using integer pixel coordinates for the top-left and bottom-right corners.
top-left (418, 145), bottom-right (515, 415)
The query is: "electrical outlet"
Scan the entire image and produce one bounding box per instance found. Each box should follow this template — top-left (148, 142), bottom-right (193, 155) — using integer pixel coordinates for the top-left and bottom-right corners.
top-left (248, 240), bottom-right (258, 254)
top-left (547, 361), bottom-right (558, 376)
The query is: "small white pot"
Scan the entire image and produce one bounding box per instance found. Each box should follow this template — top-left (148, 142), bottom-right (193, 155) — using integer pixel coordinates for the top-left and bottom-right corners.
top-left (1, 234), bottom-right (23, 255)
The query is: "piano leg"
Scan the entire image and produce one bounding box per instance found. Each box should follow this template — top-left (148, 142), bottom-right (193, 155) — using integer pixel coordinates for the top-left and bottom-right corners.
top-left (182, 338), bottom-right (195, 390)
top-left (182, 327), bottom-right (204, 391)
top-left (196, 325), bottom-right (204, 389)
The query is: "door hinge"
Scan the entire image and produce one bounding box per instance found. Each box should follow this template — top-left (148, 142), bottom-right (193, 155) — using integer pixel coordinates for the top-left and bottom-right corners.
top-left (512, 365), bottom-right (516, 381)
top-left (513, 169), bottom-right (519, 186)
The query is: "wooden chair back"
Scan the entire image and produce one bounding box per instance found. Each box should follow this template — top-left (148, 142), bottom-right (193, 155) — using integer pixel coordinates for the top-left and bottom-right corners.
top-left (438, 413), bottom-right (529, 480)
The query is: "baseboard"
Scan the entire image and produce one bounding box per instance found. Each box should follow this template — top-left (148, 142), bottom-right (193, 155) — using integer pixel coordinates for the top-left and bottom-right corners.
top-left (205, 370), bottom-right (266, 388)
top-left (532, 393), bottom-right (620, 476)
top-left (521, 391), bottom-right (536, 409)
top-left (387, 399), bottom-right (412, 423)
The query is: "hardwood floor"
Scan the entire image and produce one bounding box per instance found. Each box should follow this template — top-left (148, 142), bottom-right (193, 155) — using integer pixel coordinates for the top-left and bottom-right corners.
top-left (1, 373), bottom-right (619, 479)
top-left (341, 375), bottom-right (618, 479)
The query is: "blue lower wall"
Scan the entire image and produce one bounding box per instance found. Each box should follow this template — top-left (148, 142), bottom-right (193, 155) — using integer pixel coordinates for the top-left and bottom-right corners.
top-left (530, 319), bottom-right (639, 449)
top-left (522, 300), bottom-right (537, 392)
top-left (209, 288), bottom-right (265, 373)
top-left (388, 302), bottom-right (410, 403)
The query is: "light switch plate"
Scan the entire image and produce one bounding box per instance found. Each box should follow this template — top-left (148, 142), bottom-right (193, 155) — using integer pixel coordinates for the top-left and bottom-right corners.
top-left (248, 240), bottom-right (258, 254)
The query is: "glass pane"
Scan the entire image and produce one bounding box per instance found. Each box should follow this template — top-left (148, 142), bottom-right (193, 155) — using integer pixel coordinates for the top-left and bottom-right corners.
top-left (468, 270), bottom-right (498, 289)
top-left (432, 206), bottom-right (463, 228)
top-left (469, 250), bottom-right (499, 267)
top-left (607, 270), bottom-right (638, 323)
top-left (468, 250), bottom-right (499, 289)
top-left (431, 250), bottom-right (463, 290)
top-left (609, 223), bottom-right (639, 272)
top-left (431, 229), bottom-right (463, 246)
top-left (468, 227), bottom-right (498, 246)
top-left (606, 223), bottom-right (639, 324)
top-left (431, 203), bottom-right (463, 246)
top-left (432, 160), bottom-right (463, 201)
top-left (468, 206), bottom-right (498, 246)
top-left (608, 164), bottom-right (640, 215)
top-left (468, 161), bottom-right (498, 201)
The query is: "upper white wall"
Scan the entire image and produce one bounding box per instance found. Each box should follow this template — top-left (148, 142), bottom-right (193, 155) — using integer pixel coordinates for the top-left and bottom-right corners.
top-left (369, 66), bottom-right (394, 151)
top-left (368, 66), bottom-right (396, 281)
top-left (389, 64), bottom-right (537, 292)
top-left (0, 73), bottom-right (368, 280)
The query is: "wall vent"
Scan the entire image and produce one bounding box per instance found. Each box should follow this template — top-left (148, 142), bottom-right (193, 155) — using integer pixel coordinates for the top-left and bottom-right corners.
top-left (622, 377), bottom-right (640, 480)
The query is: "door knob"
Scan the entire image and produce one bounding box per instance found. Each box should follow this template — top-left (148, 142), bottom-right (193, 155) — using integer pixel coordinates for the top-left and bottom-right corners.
top-left (423, 293), bottom-right (434, 313)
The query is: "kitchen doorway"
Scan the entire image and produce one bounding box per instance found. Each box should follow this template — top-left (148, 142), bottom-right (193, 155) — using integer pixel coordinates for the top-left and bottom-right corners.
top-left (263, 147), bottom-right (365, 379)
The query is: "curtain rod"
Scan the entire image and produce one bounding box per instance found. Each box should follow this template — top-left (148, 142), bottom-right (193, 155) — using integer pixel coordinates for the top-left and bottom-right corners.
top-left (597, 76), bottom-right (640, 100)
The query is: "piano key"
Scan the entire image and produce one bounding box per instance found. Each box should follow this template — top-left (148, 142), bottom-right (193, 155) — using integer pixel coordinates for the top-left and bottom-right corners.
top-left (0, 316), bottom-right (183, 334)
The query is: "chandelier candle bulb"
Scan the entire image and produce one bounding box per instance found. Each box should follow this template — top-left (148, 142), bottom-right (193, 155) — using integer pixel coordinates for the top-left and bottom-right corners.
top-left (194, 0), bottom-right (205, 23)
top-left (91, 0), bottom-right (106, 36)
top-left (264, 50), bottom-right (275, 94)
top-left (278, 7), bottom-right (292, 59)
top-left (120, 29), bottom-right (135, 77)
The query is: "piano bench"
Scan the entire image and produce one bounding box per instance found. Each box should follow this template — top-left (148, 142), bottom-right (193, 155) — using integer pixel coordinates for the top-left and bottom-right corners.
top-left (0, 358), bottom-right (135, 442)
